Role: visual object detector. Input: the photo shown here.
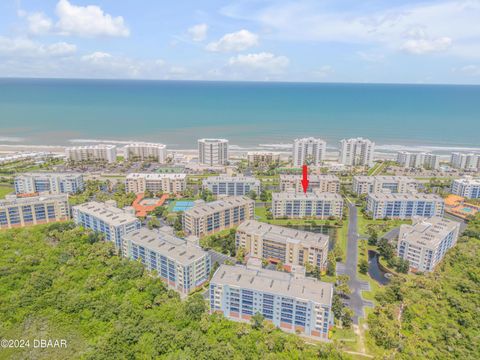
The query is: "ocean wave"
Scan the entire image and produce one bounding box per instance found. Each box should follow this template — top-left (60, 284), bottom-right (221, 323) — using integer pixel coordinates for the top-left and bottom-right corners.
top-left (376, 144), bottom-right (480, 153)
top-left (258, 143), bottom-right (292, 149)
top-left (0, 136), bottom-right (25, 142)
top-left (69, 138), bottom-right (144, 145)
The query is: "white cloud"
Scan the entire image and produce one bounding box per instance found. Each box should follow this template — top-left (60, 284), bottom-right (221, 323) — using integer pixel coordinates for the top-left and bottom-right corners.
top-left (454, 64), bottom-right (480, 76)
top-left (312, 65), bottom-right (334, 78)
top-left (24, 12), bottom-right (53, 35)
top-left (228, 52), bottom-right (289, 73)
top-left (188, 23), bottom-right (208, 42)
top-left (207, 29), bottom-right (258, 52)
top-left (81, 51), bottom-right (112, 63)
top-left (402, 36), bottom-right (452, 55)
top-left (0, 36), bottom-right (76, 57)
top-left (55, 0), bottom-right (129, 37)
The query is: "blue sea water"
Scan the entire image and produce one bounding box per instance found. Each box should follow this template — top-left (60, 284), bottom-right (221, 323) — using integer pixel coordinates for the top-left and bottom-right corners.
top-left (0, 78), bottom-right (479, 150)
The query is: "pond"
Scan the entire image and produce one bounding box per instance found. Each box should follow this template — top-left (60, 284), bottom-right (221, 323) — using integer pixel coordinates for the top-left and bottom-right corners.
top-left (368, 250), bottom-right (390, 285)
top-left (286, 225), bottom-right (337, 251)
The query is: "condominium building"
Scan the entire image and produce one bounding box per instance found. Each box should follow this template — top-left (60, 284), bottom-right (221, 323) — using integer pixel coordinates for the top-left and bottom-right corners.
top-left (72, 201), bottom-right (141, 255)
top-left (210, 263), bottom-right (334, 340)
top-left (366, 193), bottom-right (444, 220)
top-left (272, 191), bottom-right (343, 219)
top-left (396, 151), bottom-right (440, 170)
top-left (339, 137), bottom-right (375, 167)
top-left (352, 176), bottom-right (417, 196)
top-left (292, 137), bottom-right (327, 167)
top-left (0, 194), bottom-right (70, 229)
top-left (124, 143), bottom-right (167, 163)
top-left (125, 173), bottom-right (187, 194)
top-left (397, 216), bottom-right (460, 272)
top-left (14, 172), bottom-right (84, 195)
top-left (65, 144), bottom-right (117, 163)
top-left (125, 228), bottom-right (211, 295)
top-left (202, 176), bottom-right (261, 196)
top-left (280, 174), bottom-right (340, 193)
top-left (451, 177), bottom-right (480, 199)
top-left (236, 220), bottom-right (329, 270)
top-left (247, 151), bottom-right (280, 167)
top-left (450, 152), bottom-right (479, 171)
top-left (198, 138), bottom-right (229, 166)
top-left (183, 196), bottom-right (255, 237)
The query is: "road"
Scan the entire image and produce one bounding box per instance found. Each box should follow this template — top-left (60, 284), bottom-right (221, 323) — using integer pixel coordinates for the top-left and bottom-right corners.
top-left (336, 202), bottom-right (374, 324)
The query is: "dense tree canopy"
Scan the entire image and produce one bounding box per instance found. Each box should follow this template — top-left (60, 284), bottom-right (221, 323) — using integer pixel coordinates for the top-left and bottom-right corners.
top-left (0, 223), bottom-right (347, 359)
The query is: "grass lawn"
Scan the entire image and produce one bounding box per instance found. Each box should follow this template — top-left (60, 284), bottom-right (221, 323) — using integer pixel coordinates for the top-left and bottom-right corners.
top-left (336, 219), bottom-right (349, 262)
top-left (0, 184), bottom-right (13, 198)
top-left (357, 210), bottom-right (410, 237)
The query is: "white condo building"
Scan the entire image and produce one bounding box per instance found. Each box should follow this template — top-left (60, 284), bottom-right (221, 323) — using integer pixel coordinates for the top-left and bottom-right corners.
top-left (124, 143), bottom-right (167, 163)
top-left (397, 216), bottom-right (460, 272)
top-left (198, 138), bottom-right (229, 166)
top-left (272, 191), bottom-right (343, 219)
top-left (72, 201), bottom-right (141, 255)
top-left (280, 174), bottom-right (340, 193)
top-left (352, 176), bottom-right (417, 195)
top-left (450, 152), bottom-right (479, 171)
top-left (366, 193), bottom-right (444, 220)
top-left (339, 137), bottom-right (375, 167)
top-left (396, 151), bottom-right (440, 170)
top-left (125, 173), bottom-right (187, 194)
top-left (202, 176), bottom-right (261, 196)
top-left (125, 227), bottom-right (211, 295)
top-left (14, 172), bottom-right (84, 195)
top-left (451, 177), bottom-right (480, 199)
top-left (65, 144), bottom-right (117, 163)
top-left (292, 137), bottom-right (327, 167)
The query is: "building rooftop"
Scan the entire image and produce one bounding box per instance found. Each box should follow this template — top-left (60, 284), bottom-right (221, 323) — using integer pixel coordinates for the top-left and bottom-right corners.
top-left (203, 175), bottom-right (260, 183)
top-left (211, 264), bottom-right (333, 305)
top-left (0, 194), bottom-right (68, 206)
top-left (237, 220), bottom-right (329, 249)
top-left (184, 196), bottom-right (253, 218)
top-left (73, 201), bottom-right (139, 226)
top-left (453, 177), bottom-right (480, 186)
top-left (16, 172), bottom-right (83, 179)
top-left (280, 174), bottom-right (339, 182)
top-left (354, 175), bottom-right (416, 183)
top-left (368, 192), bottom-right (443, 201)
top-left (125, 142), bottom-right (166, 148)
top-left (66, 144), bottom-right (116, 150)
top-left (126, 173), bottom-right (186, 180)
top-left (272, 191), bottom-right (343, 201)
top-left (124, 228), bottom-right (207, 265)
top-left (198, 138), bottom-right (228, 143)
top-left (399, 216), bottom-right (460, 249)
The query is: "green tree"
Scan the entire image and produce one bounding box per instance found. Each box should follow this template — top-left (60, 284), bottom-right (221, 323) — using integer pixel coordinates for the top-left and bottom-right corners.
top-left (359, 259), bottom-right (369, 274)
top-left (247, 190), bottom-right (257, 200)
top-left (251, 312), bottom-right (265, 329)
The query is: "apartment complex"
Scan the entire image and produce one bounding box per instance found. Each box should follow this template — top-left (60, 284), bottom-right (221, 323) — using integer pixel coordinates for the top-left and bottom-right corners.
top-left (125, 228), bottom-right (211, 295)
top-left (183, 196), bottom-right (254, 237)
top-left (14, 172), bottom-right (84, 195)
top-left (451, 177), bottom-right (480, 199)
top-left (272, 191), bottom-right (343, 219)
top-left (396, 151), bottom-right (440, 170)
top-left (236, 220), bottom-right (329, 270)
top-left (65, 144), bottom-right (117, 163)
top-left (210, 263), bottom-right (334, 340)
top-left (72, 201), bottom-right (141, 255)
top-left (125, 173), bottom-right (187, 194)
top-left (292, 137), bottom-right (327, 167)
top-left (450, 152), bottom-right (479, 171)
top-left (397, 216), bottom-right (460, 272)
top-left (352, 176), bottom-right (417, 195)
top-left (280, 174), bottom-right (340, 193)
top-left (366, 193), bottom-right (444, 220)
top-left (339, 137), bottom-right (375, 167)
top-left (124, 142), bottom-right (167, 162)
top-left (198, 138), bottom-right (229, 166)
top-left (247, 151), bottom-right (280, 167)
top-left (202, 176), bottom-right (261, 196)
top-left (0, 194), bottom-right (70, 229)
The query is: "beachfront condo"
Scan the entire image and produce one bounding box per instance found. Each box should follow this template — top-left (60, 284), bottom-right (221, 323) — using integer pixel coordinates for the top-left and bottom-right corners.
top-left (125, 173), bottom-right (187, 194)
top-left (397, 216), bottom-right (460, 272)
top-left (72, 200), bottom-right (141, 256)
top-left (125, 228), bottom-right (211, 296)
top-left (183, 196), bottom-right (254, 237)
top-left (396, 151), bottom-right (440, 170)
top-left (339, 137), bottom-right (375, 167)
top-left (210, 263), bottom-right (334, 340)
top-left (271, 191), bottom-right (343, 219)
top-left (236, 220), bottom-right (329, 270)
top-left (202, 175), bottom-right (261, 196)
top-left (450, 152), bottom-right (480, 171)
top-left (352, 176), bottom-right (417, 195)
top-left (65, 144), bottom-right (117, 163)
top-left (280, 174), bottom-right (340, 193)
top-left (247, 151), bottom-right (280, 167)
top-left (124, 142), bottom-right (167, 163)
top-left (451, 177), bottom-right (480, 199)
top-left (198, 138), bottom-right (229, 166)
top-left (14, 172), bottom-right (84, 195)
top-left (292, 137), bottom-right (327, 167)
top-left (366, 193), bottom-right (444, 220)
top-left (0, 194), bottom-right (70, 229)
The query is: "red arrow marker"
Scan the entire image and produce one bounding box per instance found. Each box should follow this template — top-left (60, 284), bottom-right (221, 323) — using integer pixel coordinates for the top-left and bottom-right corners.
top-left (301, 164), bottom-right (309, 193)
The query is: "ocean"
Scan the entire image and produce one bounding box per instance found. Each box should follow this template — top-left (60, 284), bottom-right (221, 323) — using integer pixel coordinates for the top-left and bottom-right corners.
top-left (0, 78), bottom-right (479, 153)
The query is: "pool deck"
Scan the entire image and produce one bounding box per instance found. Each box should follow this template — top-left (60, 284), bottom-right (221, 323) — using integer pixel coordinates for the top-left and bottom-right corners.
top-left (132, 193), bottom-right (169, 217)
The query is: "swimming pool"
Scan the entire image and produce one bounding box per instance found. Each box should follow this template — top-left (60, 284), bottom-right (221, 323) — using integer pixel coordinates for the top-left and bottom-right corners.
top-left (172, 200), bottom-right (194, 212)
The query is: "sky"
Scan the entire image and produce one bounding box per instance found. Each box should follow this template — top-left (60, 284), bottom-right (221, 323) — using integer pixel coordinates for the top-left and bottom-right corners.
top-left (0, 0), bottom-right (480, 84)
